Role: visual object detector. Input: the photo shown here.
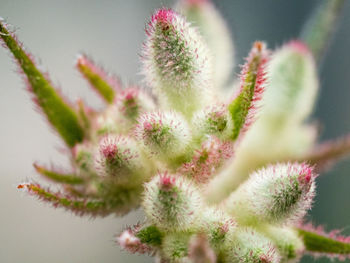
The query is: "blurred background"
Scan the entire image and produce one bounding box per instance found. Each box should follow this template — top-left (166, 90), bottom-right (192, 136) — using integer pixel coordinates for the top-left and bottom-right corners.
top-left (0, 0), bottom-right (349, 262)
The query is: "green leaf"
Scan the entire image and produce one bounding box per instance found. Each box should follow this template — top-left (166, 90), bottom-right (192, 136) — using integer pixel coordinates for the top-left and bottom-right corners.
top-left (76, 54), bottom-right (116, 104)
top-left (18, 183), bottom-right (109, 216)
top-left (300, 0), bottom-right (346, 63)
top-left (0, 20), bottom-right (84, 147)
top-left (297, 227), bottom-right (350, 257)
top-left (34, 163), bottom-right (84, 185)
top-left (136, 225), bottom-right (163, 246)
top-left (228, 42), bottom-right (269, 141)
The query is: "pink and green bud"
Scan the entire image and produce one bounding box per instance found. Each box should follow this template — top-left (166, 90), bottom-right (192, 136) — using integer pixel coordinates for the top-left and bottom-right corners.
top-left (224, 228), bottom-right (280, 263)
top-left (76, 54), bottom-right (119, 104)
top-left (135, 111), bottom-right (191, 161)
top-left (176, 0), bottom-right (234, 88)
top-left (200, 207), bottom-right (236, 250)
top-left (225, 163), bottom-right (316, 225)
top-left (192, 104), bottom-right (233, 140)
top-left (94, 135), bottom-right (142, 179)
top-left (143, 8), bottom-right (213, 117)
top-left (262, 226), bottom-right (304, 263)
top-left (180, 136), bottom-right (233, 184)
top-left (161, 231), bottom-right (192, 262)
top-left (262, 41), bottom-right (318, 125)
top-left (228, 41), bottom-right (269, 141)
top-left (142, 173), bottom-right (202, 231)
top-left (117, 227), bottom-right (153, 255)
top-left (115, 86), bottom-right (155, 122)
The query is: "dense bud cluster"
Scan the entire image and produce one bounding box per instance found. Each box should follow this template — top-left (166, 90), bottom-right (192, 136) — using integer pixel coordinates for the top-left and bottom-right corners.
top-left (1, 0), bottom-right (350, 262)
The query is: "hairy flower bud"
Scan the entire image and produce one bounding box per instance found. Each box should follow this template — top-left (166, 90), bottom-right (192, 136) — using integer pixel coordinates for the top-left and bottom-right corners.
top-left (162, 231), bottom-right (192, 262)
top-left (94, 135), bottom-right (143, 179)
top-left (200, 207), bottom-right (236, 250)
top-left (225, 163), bottom-right (316, 225)
top-left (262, 226), bottom-right (304, 263)
top-left (135, 111), bottom-right (191, 162)
top-left (117, 228), bottom-right (153, 255)
top-left (115, 86), bottom-right (155, 122)
top-left (192, 104), bottom-right (233, 140)
top-left (142, 173), bottom-right (202, 231)
top-left (143, 8), bottom-right (213, 117)
top-left (224, 228), bottom-right (280, 263)
top-left (180, 136), bottom-right (233, 184)
top-left (176, 0), bottom-right (234, 88)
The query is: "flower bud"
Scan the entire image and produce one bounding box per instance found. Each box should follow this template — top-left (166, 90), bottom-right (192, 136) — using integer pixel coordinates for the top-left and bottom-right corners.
top-left (225, 163), bottom-right (316, 225)
top-left (94, 135), bottom-right (143, 179)
top-left (117, 227), bottom-right (152, 255)
top-left (200, 207), bottom-right (236, 250)
top-left (192, 104), bottom-right (233, 140)
top-left (142, 172), bottom-right (202, 231)
top-left (143, 8), bottom-right (213, 117)
top-left (262, 226), bottom-right (304, 263)
top-left (116, 86), bottom-right (155, 122)
top-left (162, 232), bottom-right (192, 262)
top-left (180, 136), bottom-right (233, 184)
top-left (224, 228), bottom-right (280, 263)
top-left (135, 111), bottom-right (191, 161)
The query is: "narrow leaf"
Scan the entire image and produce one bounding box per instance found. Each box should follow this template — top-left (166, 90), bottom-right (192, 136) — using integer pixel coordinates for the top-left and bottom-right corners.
top-left (0, 20), bottom-right (84, 147)
top-left (76, 54), bottom-right (118, 104)
top-left (300, 0), bottom-right (346, 63)
top-left (33, 163), bottom-right (84, 185)
top-left (299, 134), bottom-right (350, 172)
top-left (296, 223), bottom-right (350, 260)
top-left (18, 183), bottom-right (109, 216)
top-left (228, 41), bottom-right (269, 141)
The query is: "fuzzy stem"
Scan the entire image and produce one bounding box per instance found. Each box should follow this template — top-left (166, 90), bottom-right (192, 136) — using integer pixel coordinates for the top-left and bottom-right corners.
top-left (297, 228), bottom-right (350, 256)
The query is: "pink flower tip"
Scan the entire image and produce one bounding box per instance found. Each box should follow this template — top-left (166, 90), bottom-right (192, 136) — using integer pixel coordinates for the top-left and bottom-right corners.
top-left (297, 163), bottom-right (314, 185)
top-left (159, 173), bottom-right (176, 190)
top-left (287, 40), bottom-right (310, 54)
top-left (151, 8), bottom-right (176, 24)
top-left (143, 121), bottom-right (153, 131)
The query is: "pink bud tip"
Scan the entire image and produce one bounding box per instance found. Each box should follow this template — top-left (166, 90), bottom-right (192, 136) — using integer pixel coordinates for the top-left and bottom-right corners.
top-left (143, 121), bottom-right (153, 131)
top-left (298, 163), bottom-right (314, 185)
top-left (288, 40), bottom-right (310, 54)
top-left (159, 173), bottom-right (176, 191)
top-left (100, 143), bottom-right (118, 160)
top-left (151, 8), bottom-right (176, 24)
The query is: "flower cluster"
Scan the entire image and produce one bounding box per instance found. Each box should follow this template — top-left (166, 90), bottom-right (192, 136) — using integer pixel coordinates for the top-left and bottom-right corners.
top-left (1, 0), bottom-right (350, 262)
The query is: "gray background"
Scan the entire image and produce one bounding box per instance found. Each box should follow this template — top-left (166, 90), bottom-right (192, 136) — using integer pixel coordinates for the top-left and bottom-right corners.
top-left (0, 0), bottom-right (349, 262)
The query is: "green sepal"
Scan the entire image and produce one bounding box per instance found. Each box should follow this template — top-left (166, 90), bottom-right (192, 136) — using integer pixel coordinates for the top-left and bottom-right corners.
top-left (297, 228), bottom-right (350, 256)
top-left (76, 54), bottom-right (116, 104)
top-left (34, 163), bottom-right (84, 185)
top-left (136, 225), bottom-right (163, 246)
top-left (0, 21), bottom-right (84, 147)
